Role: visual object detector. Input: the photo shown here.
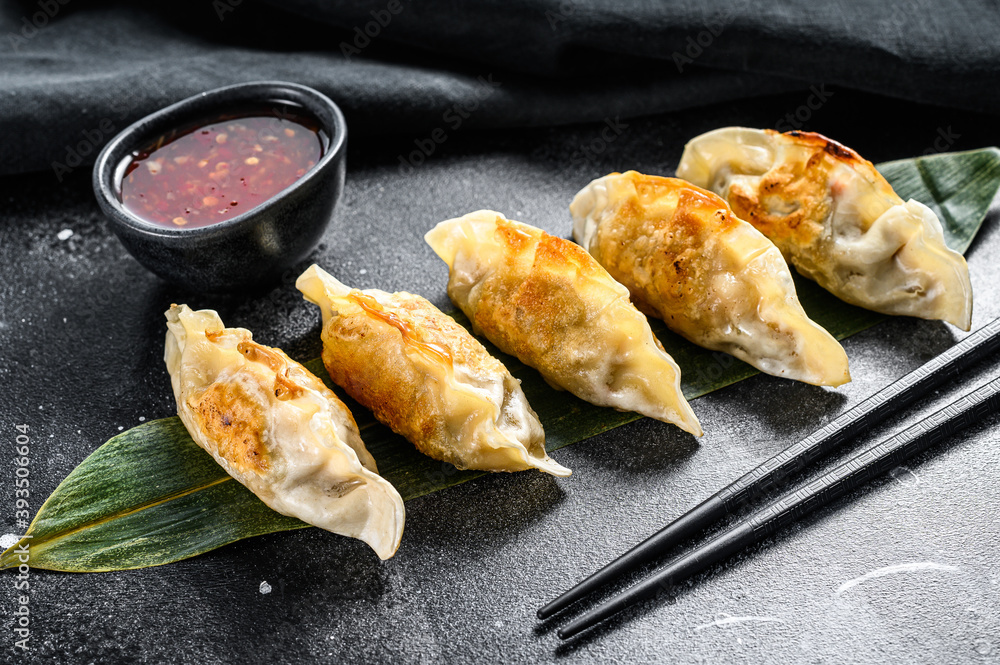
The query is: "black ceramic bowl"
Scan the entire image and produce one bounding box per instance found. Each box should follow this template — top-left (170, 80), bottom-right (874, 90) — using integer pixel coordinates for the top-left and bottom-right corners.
top-left (93, 81), bottom-right (346, 293)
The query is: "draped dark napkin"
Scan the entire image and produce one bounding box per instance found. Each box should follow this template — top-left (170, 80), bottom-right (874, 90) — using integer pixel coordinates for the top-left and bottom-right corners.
top-left (0, 0), bottom-right (997, 176)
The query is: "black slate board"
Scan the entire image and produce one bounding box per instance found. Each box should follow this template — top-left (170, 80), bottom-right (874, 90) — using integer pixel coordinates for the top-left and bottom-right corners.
top-left (1, 89), bottom-right (999, 664)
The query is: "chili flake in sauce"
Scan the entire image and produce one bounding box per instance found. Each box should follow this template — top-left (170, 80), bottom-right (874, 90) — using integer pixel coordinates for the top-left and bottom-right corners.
top-left (119, 110), bottom-right (324, 229)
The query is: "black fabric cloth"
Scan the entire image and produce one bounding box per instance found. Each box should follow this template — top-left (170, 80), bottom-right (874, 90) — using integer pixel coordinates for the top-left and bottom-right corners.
top-left (0, 0), bottom-right (998, 176)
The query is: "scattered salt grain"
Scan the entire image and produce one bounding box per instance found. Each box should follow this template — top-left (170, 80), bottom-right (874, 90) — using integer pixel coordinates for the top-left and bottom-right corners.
top-left (0, 534), bottom-right (20, 549)
top-left (57, 229), bottom-right (74, 241)
top-left (259, 581), bottom-right (272, 594)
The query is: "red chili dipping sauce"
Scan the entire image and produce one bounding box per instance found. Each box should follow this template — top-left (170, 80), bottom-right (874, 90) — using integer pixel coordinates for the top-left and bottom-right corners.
top-left (119, 108), bottom-right (325, 229)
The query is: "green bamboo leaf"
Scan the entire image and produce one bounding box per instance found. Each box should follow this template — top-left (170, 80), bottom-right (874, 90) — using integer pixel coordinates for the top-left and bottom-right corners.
top-left (878, 147), bottom-right (1000, 253)
top-left (0, 420), bottom-right (307, 573)
top-left (3, 148), bottom-right (998, 573)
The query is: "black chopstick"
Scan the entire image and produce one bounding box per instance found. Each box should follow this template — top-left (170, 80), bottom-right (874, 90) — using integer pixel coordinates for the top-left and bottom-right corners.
top-left (538, 316), bottom-right (1000, 622)
top-left (556, 372), bottom-right (1000, 639)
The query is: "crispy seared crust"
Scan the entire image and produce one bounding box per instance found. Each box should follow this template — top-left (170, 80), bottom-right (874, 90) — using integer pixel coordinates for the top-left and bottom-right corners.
top-left (320, 291), bottom-right (507, 469)
top-left (166, 304), bottom-right (406, 559)
top-left (727, 148), bottom-right (831, 249)
top-left (297, 264), bottom-right (568, 476)
top-left (782, 130), bottom-right (886, 180)
top-left (591, 172), bottom-right (749, 327)
top-left (574, 171), bottom-right (851, 387)
top-left (728, 130), bottom-right (901, 249)
top-left (193, 380), bottom-right (271, 474)
top-left (189, 330), bottom-right (357, 475)
top-left (188, 338), bottom-right (356, 476)
top-left (428, 212), bottom-right (703, 434)
top-left (470, 219), bottom-right (602, 365)
top-left (677, 127), bottom-right (973, 330)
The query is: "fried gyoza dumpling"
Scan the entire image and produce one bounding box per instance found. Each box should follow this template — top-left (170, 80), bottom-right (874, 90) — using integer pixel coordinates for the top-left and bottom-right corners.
top-left (164, 304), bottom-right (404, 560)
top-left (425, 211), bottom-right (702, 436)
top-left (676, 127), bottom-right (973, 330)
top-left (295, 265), bottom-right (570, 477)
top-left (571, 171), bottom-right (851, 387)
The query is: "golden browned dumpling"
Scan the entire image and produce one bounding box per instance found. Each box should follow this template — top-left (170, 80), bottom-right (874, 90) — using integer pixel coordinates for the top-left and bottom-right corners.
top-left (165, 304), bottom-right (405, 560)
top-left (426, 211), bottom-right (701, 436)
top-left (296, 265), bottom-right (570, 477)
top-left (677, 127), bottom-right (972, 330)
top-left (571, 171), bottom-right (851, 387)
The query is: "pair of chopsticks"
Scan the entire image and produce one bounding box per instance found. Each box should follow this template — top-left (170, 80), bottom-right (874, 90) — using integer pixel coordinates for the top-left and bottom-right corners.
top-left (539, 316), bottom-right (1000, 639)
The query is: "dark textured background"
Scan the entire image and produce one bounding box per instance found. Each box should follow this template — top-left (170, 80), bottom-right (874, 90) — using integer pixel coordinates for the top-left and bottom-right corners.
top-left (2, 88), bottom-right (999, 663)
top-left (3, 0), bottom-right (1000, 174)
